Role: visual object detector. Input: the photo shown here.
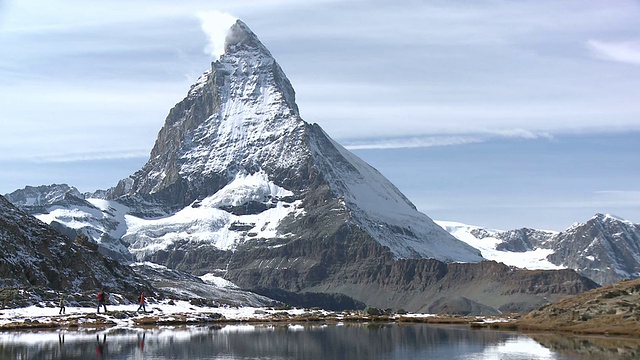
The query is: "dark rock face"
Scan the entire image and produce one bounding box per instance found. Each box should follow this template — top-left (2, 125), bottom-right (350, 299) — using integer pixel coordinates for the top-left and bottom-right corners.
top-left (0, 195), bottom-right (145, 293)
top-left (250, 287), bottom-right (366, 311)
top-left (494, 228), bottom-right (554, 252)
top-left (547, 214), bottom-right (640, 285)
top-left (217, 205), bottom-right (597, 314)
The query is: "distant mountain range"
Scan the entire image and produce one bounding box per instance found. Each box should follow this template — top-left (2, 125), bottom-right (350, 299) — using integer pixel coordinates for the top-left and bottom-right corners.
top-left (437, 213), bottom-right (640, 285)
top-left (3, 20), bottom-right (631, 313)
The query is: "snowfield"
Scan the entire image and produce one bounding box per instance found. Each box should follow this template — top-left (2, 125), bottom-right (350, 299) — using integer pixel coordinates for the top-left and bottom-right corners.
top-left (435, 220), bottom-right (564, 270)
top-left (0, 302), bottom-right (310, 329)
top-left (123, 171), bottom-right (304, 259)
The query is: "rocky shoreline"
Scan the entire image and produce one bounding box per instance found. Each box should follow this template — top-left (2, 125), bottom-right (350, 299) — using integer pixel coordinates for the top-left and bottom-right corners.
top-left (3, 279), bottom-right (640, 338)
top-left (0, 302), bottom-right (495, 331)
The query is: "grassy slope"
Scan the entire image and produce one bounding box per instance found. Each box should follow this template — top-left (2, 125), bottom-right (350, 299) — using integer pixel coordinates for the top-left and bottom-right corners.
top-left (515, 278), bottom-right (640, 336)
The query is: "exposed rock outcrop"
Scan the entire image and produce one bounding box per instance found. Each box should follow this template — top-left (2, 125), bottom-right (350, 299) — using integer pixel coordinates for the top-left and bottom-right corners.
top-left (0, 195), bottom-right (145, 294)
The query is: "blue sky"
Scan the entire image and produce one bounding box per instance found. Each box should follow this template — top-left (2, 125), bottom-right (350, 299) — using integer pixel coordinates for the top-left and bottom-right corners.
top-left (1, 0), bottom-right (639, 230)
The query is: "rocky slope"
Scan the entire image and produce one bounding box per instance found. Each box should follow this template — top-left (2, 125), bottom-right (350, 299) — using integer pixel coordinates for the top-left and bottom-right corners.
top-left (546, 214), bottom-right (640, 285)
top-left (0, 195), bottom-right (144, 295)
top-left (6, 184), bottom-right (133, 263)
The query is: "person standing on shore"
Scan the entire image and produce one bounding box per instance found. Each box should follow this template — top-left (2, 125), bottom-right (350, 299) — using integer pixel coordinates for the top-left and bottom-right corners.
top-left (96, 289), bottom-right (107, 314)
top-left (58, 294), bottom-right (66, 315)
top-left (136, 291), bottom-right (146, 312)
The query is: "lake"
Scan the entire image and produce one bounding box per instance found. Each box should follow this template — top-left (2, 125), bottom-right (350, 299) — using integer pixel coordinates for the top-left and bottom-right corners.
top-left (1, 323), bottom-right (639, 359)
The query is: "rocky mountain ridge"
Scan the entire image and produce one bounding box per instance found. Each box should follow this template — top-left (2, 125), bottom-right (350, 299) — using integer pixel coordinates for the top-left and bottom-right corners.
top-left (439, 213), bottom-right (640, 285)
top-left (0, 194), bottom-right (143, 295)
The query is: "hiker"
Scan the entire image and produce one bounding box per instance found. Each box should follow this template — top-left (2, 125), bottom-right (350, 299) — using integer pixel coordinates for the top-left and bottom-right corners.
top-left (96, 289), bottom-right (107, 313)
top-left (58, 294), bottom-right (66, 314)
top-left (136, 291), bottom-right (146, 312)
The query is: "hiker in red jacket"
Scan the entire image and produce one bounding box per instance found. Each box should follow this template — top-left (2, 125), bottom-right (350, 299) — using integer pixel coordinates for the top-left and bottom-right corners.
top-left (136, 291), bottom-right (146, 312)
top-left (96, 289), bottom-right (107, 313)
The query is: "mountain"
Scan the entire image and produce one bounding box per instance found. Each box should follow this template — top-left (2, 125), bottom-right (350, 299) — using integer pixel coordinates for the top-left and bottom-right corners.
top-left (3, 20), bottom-right (599, 313)
top-left (546, 214), bottom-right (640, 285)
top-left (4, 184), bottom-right (84, 214)
top-left (5, 184), bottom-right (133, 263)
top-left (0, 194), bottom-right (143, 296)
top-left (438, 214), bottom-right (640, 285)
top-left (106, 19), bottom-right (482, 264)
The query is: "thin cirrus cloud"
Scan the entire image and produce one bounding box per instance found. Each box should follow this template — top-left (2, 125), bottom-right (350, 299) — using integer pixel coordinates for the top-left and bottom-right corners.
top-left (0, 147), bottom-right (151, 163)
top-left (342, 136), bottom-right (483, 150)
top-left (593, 190), bottom-right (640, 207)
top-left (587, 39), bottom-right (640, 66)
top-left (341, 130), bottom-right (553, 151)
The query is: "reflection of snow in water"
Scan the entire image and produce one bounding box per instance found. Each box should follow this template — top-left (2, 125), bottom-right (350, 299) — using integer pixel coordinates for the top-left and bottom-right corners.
top-left (0, 324), bottom-right (623, 359)
top-left (473, 336), bottom-right (557, 360)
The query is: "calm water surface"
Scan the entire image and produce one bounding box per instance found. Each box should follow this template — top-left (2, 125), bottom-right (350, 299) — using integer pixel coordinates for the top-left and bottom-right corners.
top-left (1, 323), bottom-right (639, 359)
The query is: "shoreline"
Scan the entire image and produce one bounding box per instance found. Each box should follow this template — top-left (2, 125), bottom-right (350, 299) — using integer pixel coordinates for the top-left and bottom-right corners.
top-left (0, 300), bottom-right (513, 332)
top-left (2, 301), bottom-right (638, 339)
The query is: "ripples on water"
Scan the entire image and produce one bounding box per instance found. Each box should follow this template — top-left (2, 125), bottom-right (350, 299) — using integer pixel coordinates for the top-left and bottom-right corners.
top-left (1, 323), bottom-right (639, 359)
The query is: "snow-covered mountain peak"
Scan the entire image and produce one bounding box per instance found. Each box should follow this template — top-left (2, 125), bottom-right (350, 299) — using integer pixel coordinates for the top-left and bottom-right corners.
top-left (5, 184), bottom-right (82, 209)
top-left (113, 20), bottom-right (305, 206)
top-left (224, 20), bottom-right (273, 58)
top-left (19, 18), bottom-right (485, 268)
top-left (564, 213), bottom-right (634, 234)
top-left (591, 213), bottom-right (634, 226)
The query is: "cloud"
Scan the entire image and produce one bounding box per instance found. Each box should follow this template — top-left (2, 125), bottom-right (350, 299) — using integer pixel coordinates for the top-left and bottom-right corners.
top-left (2, 149), bottom-right (151, 164)
top-left (492, 129), bottom-right (554, 140)
top-left (593, 190), bottom-right (640, 206)
top-left (587, 39), bottom-right (640, 66)
top-left (196, 10), bottom-right (238, 59)
top-left (340, 130), bottom-right (556, 150)
top-left (343, 136), bottom-right (483, 150)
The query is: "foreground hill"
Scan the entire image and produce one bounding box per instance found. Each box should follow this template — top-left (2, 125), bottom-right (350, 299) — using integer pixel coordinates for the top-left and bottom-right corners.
top-left (515, 277), bottom-right (640, 336)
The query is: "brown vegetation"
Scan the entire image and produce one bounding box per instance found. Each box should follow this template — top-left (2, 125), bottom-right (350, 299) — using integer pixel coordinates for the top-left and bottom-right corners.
top-left (483, 278), bottom-right (640, 337)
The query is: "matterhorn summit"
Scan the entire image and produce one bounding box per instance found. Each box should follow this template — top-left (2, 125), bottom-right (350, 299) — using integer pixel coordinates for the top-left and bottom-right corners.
top-left (104, 20), bottom-right (483, 265)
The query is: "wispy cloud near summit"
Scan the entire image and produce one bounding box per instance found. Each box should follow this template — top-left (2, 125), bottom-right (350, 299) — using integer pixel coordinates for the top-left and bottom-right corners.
top-left (196, 11), bottom-right (238, 59)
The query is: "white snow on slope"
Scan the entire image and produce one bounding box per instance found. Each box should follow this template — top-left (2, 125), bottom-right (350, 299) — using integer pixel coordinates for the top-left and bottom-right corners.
top-left (435, 220), bottom-right (564, 270)
top-left (308, 130), bottom-right (484, 263)
top-left (178, 43), bottom-right (306, 181)
top-left (35, 199), bottom-right (129, 241)
top-left (200, 273), bottom-right (238, 288)
top-left (204, 170), bottom-right (293, 207)
top-left (124, 172), bottom-right (303, 259)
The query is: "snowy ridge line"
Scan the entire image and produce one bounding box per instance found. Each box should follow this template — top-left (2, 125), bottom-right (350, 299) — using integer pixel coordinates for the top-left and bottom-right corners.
top-left (435, 220), bottom-right (563, 270)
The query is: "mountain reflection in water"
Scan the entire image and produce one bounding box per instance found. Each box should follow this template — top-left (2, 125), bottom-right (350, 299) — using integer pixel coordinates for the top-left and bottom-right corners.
top-left (1, 323), bottom-right (638, 359)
